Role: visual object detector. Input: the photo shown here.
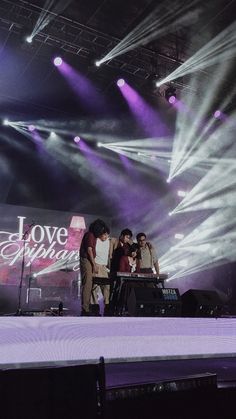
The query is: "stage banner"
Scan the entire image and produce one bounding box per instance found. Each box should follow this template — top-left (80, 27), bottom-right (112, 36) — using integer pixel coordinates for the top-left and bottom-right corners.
top-left (0, 204), bottom-right (107, 287)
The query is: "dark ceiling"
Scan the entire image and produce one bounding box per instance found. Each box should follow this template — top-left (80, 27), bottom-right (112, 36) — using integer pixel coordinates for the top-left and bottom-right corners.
top-left (0, 0), bottom-right (235, 118)
top-left (0, 0), bottom-right (236, 219)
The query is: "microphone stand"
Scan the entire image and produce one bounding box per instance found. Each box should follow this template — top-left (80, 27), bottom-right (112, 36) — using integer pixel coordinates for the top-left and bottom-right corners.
top-left (15, 223), bottom-right (34, 316)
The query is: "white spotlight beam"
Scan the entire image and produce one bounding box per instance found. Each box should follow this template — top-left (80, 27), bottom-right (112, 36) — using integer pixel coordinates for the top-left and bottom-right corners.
top-left (170, 105), bottom-right (236, 180)
top-left (160, 209), bottom-right (236, 278)
top-left (157, 19), bottom-right (236, 87)
top-left (30, 0), bottom-right (72, 40)
top-left (97, 0), bottom-right (200, 65)
top-left (169, 61), bottom-right (233, 180)
top-left (171, 151), bottom-right (236, 214)
top-left (102, 139), bottom-right (173, 172)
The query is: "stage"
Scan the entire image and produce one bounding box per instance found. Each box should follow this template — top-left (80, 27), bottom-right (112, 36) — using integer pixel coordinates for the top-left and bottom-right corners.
top-left (1, 316), bottom-right (236, 419)
top-left (1, 316), bottom-right (236, 370)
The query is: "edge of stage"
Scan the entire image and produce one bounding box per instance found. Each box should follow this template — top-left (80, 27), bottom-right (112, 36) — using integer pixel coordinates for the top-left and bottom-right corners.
top-left (1, 316), bottom-right (236, 369)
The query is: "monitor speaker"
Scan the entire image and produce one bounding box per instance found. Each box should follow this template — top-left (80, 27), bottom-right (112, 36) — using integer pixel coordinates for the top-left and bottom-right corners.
top-left (181, 289), bottom-right (223, 317)
top-left (127, 287), bottom-right (181, 317)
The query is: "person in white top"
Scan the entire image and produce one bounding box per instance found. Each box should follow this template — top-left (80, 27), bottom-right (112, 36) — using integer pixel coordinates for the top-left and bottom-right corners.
top-left (90, 233), bottom-right (111, 315)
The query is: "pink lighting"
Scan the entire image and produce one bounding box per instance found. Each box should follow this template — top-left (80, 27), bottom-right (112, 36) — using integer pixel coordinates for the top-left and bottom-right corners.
top-left (74, 136), bottom-right (81, 143)
top-left (169, 95), bottom-right (176, 104)
top-left (28, 124), bottom-right (35, 132)
top-left (117, 78), bottom-right (125, 87)
top-left (53, 56), bottom-right (63, 67)
top-left (214, 110), bottom-right (221, 119)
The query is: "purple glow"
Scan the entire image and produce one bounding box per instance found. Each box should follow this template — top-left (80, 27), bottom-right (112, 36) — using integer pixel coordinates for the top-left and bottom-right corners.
top-left (168, 95), bottom-right (176, 104)
top-left (117, 78), bottom-right (125, 87)
top-left (53, 56), bottom-right (63, 67)
top-left (32, 130), bottom-right (43, 150)
top-left (214, 110), bottom-right (221, 119)
top-left (119, 153), bottom-right (132, 169)
top-left (78, 139), bottom-right (155, 225)
top-left (28, 124), bottom-right (35, 132)
top-left (119, 82), bottom-right (169, 137)
top-left (56, 61), bottom-right (108, 113)
top-left (74, 136), bottom-right (81, 144)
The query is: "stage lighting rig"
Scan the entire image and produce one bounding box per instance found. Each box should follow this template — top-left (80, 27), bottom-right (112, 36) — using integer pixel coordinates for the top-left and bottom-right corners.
top-left (165, 87), bottom-right (177, 103)
top-left (25, 36), bottom-right (33, 44)
top-left (53, 56), bottom-right (63, 67)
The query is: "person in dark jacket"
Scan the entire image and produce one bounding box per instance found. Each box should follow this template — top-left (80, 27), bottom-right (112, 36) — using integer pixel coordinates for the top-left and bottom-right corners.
top-left (119, 243), bottom-right (140, 273)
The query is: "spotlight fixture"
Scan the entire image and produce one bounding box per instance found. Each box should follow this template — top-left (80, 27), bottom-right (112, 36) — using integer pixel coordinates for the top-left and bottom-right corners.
top-left (148, 73), bottom-right (160, 87)
top-left (165, 87), bottom-right (176, 104)
top-left (177, 190), bottom-right (187, 198)
top-left (175, 233), bottom-right (184, 240)
top-left (97, 142), bottom-right (103, 147)
top-left (166, 178), bottom-right (171, 183)
top-left (213, 110), bottom-right (221, 119)
top-left (50, 131), bottom-right (56, 138)
top-left (53, 56), bottom-right (63, 67)
top-left (26, 36), bottom-right (33, 44)
top-left (74, 136), bottom-right (81, 143)
top-left (117, 78), bottom-right (125, 87)
top-left (95, 60), bottom-right (101, 67)
top-left (28, 124), bottom-right (35, 132)
top-left (3, 118), bottom-right (10, 126)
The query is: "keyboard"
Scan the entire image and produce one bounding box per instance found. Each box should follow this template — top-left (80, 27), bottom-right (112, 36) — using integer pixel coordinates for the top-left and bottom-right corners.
top-left (116, 272), bottom-right (168, 281)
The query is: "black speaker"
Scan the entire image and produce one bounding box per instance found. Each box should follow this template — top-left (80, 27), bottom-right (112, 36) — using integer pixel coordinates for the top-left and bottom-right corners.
top-left (127, 287), bottom-right (182, 317)
top-left (181, 289), bottom-right (223, 317)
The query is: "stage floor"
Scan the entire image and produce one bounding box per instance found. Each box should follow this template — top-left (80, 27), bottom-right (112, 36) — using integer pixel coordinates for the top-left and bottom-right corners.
top-left (1, 316), bottom-right (236, 369)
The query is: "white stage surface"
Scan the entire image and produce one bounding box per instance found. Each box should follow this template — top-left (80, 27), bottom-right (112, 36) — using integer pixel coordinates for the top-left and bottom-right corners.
top-left (0, 316), bottom-right (236, 369)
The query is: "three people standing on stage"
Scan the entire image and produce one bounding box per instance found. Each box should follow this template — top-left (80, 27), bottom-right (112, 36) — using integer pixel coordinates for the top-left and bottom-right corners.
top-left (80, 221), bottom-right (160, 316)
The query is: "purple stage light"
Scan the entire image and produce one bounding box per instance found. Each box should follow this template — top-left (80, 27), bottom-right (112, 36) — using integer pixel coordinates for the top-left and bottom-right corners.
top-left (74, 136), bottom-right (81, 144)
top-left (53, 56), bottom-right (63, 67)
top-left (118, 81), bottom-right (170, 137)
top-left (58, 61), bottom-right (108, 113)
top-left (117, 78), bottom-right (125, 87)
top-left (214, 110), bottom-right (221, 119)
top-left (169, 95), bottom-right (176, 104)
top-left (28, 124), bottom-right (35, 132)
